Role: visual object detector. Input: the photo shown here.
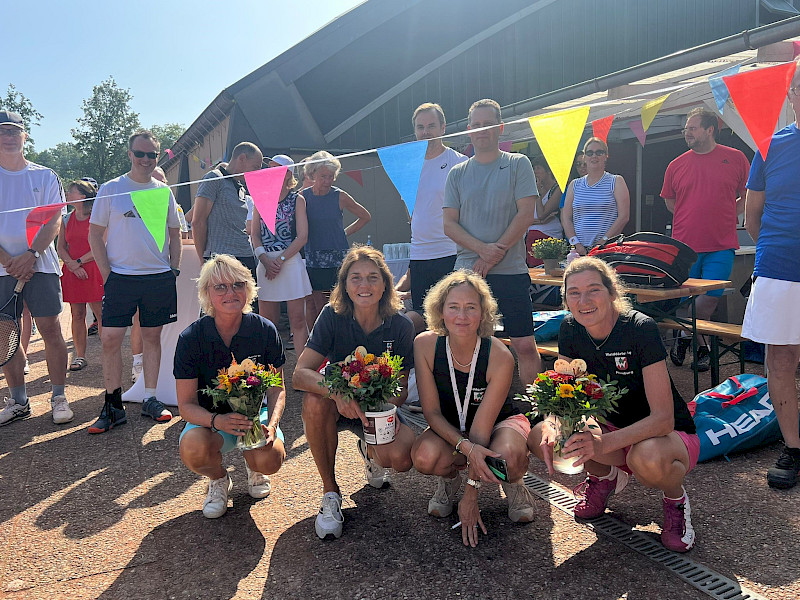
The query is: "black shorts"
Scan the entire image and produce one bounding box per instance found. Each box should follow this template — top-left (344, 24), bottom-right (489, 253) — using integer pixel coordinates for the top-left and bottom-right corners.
top-left (307, 267), bottom-right (339, 292)
top-left (485, 273), bottom-right (534, 338)
top-left (409, 255), bottom-right (456, 312)
top-left (102, 271), bottom-right (177, 328)
top-left (0, 273), bottom-right (62, 318)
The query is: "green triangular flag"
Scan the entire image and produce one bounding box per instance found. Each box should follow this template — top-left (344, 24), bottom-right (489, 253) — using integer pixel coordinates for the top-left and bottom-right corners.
top-left (130, 188), bottom-right (170, 251)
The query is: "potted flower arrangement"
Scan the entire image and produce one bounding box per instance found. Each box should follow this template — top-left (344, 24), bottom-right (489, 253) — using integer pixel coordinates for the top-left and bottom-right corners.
top-left (529, 238), bottom-right (569, 275)
top-left (203, 356), bottom-right (283, 450)
top-left (322, 346), bottom-right (404, 445)
top-left (516, 358), bottom-right (626, 474)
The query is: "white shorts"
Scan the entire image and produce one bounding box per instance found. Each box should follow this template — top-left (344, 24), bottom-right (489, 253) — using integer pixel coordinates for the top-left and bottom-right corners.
top-left (742, 276), bottom-right (800, 345)
top-left (256, 251), bottom-right (312, 302)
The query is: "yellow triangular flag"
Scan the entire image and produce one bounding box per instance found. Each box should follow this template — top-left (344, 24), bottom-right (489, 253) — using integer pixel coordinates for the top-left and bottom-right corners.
top-left (527, 106), bottom-right (590, 191)
top-left (641, 94), bottom-right (670, 132)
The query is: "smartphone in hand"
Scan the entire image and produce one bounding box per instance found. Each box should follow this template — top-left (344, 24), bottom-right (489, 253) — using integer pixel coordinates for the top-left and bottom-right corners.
top-left (485, 456), bottom-right (508, 481)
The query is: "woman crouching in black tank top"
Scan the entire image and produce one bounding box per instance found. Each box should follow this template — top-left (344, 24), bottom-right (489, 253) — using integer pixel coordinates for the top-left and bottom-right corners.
top-left (411, 270), bottom-right (536, 547)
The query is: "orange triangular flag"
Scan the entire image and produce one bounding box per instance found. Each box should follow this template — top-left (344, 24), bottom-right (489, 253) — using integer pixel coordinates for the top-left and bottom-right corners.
top-left (345, 170), bottom-right (363, 186)
top-left (591, 115), bottom-right (615, 143)
top-left (724, 61), bottom-right (797, 159)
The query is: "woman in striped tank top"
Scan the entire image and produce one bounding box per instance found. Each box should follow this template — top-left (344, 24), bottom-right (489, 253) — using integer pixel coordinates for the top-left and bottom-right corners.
top-left (561, 137), bottom-right (629, 255)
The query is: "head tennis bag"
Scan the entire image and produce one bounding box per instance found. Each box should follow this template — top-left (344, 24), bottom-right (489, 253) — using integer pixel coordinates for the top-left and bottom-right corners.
top-left (687, 374), bottom-right (781, 462)
top-left (588, 232), bottom-right (697, 288)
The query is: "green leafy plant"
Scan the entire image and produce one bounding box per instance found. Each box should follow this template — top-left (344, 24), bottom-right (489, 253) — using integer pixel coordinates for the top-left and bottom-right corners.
top-left (529, 237), bottom-right (569, 260)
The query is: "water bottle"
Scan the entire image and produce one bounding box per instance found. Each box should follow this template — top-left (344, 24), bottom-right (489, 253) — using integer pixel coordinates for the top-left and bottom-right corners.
top-left (176, 204), bottom-right (189, 233)
top-left (566, 245), bottom-right (580, 266)
top-left (366, 235), bottom-right (373, 247)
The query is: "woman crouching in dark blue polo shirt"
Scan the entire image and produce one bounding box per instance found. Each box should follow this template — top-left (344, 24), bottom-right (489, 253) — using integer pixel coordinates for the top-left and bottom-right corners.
top-left (174, 254), bottom-right (286, 518)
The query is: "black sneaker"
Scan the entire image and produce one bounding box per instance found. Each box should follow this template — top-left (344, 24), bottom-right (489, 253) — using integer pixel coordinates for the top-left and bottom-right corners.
top-left (88, 400), bottom-right (127, 434)
top-left (88, 320), bottom-right (98, 336)
top-left (767, 445), bottom-right (800, 489)
top-left (692, 346), bottom-right (710, 373)
top-left (670, 337), bottom-right (690, 367)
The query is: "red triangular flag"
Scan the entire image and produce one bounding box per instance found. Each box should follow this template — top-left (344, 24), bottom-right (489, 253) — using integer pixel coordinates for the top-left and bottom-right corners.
top-left (345, 170), bottom-right (363, 186)
top-left (724, 62), bottom-right (797, 159)
top-left (592, 115), bottom-right (615, 142)
top-left (26, 203), bottom-right (66, 246)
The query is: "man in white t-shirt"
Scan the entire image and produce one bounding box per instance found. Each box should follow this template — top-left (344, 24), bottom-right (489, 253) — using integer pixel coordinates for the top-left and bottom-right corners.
top-left (395, 103), bottom-right (467, 334)
top-left (88, 130), bottom-right (181, 434)
top-left (0, 110), bottom-right (72, 427)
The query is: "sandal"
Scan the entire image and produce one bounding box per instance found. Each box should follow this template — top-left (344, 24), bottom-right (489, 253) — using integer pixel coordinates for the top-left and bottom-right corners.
top-left (69, 357), bottom-right (88, 371)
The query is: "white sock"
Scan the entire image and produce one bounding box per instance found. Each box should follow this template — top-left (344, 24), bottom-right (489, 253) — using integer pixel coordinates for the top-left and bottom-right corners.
top-left (144, 388), bottom-right (157, 398)
top-left (597, 466), bottom-right (618, 481)
top-left (664, 486), bottom-right (686, 502)
top-left (133, 353), bottom-right (143, 366)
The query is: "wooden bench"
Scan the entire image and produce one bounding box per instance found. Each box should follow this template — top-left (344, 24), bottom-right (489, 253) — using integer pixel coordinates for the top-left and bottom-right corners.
top-left (496, 336), bottom-right (559, 358)
top-left (657, 318), bottom-right (747, 386)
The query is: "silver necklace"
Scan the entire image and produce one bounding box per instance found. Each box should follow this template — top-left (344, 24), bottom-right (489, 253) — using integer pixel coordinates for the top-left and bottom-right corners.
top-left (586, 322), bottom-right (616, 351)
top-left (451, 352), bottom-right (474, 369)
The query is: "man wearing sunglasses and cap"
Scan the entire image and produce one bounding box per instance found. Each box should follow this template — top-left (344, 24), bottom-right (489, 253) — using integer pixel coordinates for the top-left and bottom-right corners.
top-left (88, 129), bottom-right (181, 433)
top-left (0, 110), bottom-right (72, 427)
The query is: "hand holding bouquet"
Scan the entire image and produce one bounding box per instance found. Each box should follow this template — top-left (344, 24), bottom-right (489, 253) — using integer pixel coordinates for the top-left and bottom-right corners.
top-left (321, 346), bottom-right (404, 412)
top-left (203, 356), bottom-right (283, 450)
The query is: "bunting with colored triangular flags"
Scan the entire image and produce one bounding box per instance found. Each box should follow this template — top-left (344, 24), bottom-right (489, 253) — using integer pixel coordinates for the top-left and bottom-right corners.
top-left (25, 203), bottom-right (66, 247)
top-left (244, 166), bottom-right (289, 234)
top-left (724, 61), bottom-right (797, 159)
top-left (376, 140), bottom-right (427, 214)
top-left (591, 115), bottom-right (614, 143)
top-left (641, 94), bottom-right (669, 132)
top-left (131, 188), bottom-right (171, 252)
top-left (709, 65), bottom-right (740, 115)
top-left (527, 106), bottom-right (590, 191)
top-left (629, 120), bottom-right (647, 147)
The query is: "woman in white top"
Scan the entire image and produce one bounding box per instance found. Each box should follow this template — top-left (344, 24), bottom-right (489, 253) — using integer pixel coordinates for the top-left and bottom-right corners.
top-left (561, 137), bottom-right (630, 256)
top-left (525, 156), bottom-right (563, 267)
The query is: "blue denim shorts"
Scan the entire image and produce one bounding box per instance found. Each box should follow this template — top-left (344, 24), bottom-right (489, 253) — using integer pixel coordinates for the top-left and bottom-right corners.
top-left (179, 405), bottom-right (285, 454)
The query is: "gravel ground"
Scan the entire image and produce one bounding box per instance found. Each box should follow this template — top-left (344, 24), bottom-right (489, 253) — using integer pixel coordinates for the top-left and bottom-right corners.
top-left (0, 312), bottom-right (796, 600)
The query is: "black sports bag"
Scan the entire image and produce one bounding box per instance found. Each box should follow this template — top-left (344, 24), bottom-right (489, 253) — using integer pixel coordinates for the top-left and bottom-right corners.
top-left (588, 232), bottom-right (698, 288)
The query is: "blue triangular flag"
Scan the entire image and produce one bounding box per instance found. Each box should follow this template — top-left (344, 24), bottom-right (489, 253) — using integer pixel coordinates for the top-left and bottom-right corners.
top-left (709, 65), bottom-right (741, 115)
top-left (376, 140), bottom-right (427, 215)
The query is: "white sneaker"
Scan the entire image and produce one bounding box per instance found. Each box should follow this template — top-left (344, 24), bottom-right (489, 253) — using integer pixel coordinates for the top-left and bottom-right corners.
top-left (23, 360), bottom-right (30, 375)
top-left (203, 473), bottom-right (233, 519)
top-left (51, 395), bottom-right (74, 424)
top-left (315, 492), bottom-right (344, 539)
top-left (357, 438), bottom-right (389, 488)
top-left (245, 463), bottom-right (271, 498)
top-left (502, 481), bottom-right (537, 523)
top-left (0, 398), bottom-right (31, 426)
top-left (131, 363), bottom-right (143, 383)
top-left (428, 474), bottom-right (462, 517)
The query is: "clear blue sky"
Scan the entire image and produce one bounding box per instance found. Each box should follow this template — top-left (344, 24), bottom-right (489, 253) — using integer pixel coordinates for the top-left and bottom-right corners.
top-left (6, 0), bottom-right (364, 151)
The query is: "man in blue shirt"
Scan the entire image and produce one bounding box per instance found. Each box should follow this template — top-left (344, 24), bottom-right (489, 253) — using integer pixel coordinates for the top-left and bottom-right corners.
top-left (742, 60), bottom-right (800, 489)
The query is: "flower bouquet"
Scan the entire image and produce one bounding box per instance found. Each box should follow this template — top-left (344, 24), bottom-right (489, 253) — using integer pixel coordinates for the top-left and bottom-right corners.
top-left (203, 356), bottom-right (283, 450)
top-left (321, 346), bottom-right (404, 444)
top-left (529, 237), bottom-right (569, 274)
top-left (516, 358), bottom-right (626, 474)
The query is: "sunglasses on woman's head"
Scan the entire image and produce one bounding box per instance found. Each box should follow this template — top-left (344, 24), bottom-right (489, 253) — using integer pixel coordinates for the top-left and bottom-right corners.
top-left (131, 150), bottom-right (159, 159)
top-left (584, 150), bottom-right (607, 157)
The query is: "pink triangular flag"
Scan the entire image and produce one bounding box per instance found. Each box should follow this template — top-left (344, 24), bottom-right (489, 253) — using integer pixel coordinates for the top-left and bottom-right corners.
top-left (499, 141), bottom-right (513, 152)
top-left (592, 115), bottom-right (615, 143)
top-left (165, 149), bottom-right (174, 160)
top-left (345, 170), bottom-right (363, 186)
top-left (244, 166), bottom-right (288, 234)
top-left (26, 203), bottom-right (66, 246)
top-left (628, 120), bottom-right (647, 147)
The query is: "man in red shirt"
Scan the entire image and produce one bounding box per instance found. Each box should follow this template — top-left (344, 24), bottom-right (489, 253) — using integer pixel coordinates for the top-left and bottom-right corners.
top-left (661, 107), bottom-right (749, 371)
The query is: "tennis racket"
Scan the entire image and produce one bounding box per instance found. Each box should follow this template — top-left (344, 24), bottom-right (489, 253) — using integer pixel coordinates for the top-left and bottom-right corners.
top-left (0, 280), bottom-right (26, 367)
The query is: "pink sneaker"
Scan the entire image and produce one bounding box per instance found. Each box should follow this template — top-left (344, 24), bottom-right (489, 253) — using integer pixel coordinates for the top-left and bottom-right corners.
top-left (661, 490), bottom-right (695, 552)
top-left (573, 466), bottom-right (629, 519)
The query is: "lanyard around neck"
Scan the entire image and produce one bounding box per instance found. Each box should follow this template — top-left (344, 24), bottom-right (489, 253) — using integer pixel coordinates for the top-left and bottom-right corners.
top-left (445, 336), bottom-right (481, 433)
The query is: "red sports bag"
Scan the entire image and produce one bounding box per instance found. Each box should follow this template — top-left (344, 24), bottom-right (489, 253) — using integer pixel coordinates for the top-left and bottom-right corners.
top-left (588, 232), bottom-right (697, 288)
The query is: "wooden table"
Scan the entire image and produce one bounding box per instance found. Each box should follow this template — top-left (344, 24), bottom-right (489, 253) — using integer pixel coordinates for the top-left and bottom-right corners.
top-left (529, 268), bottom-right (731, 393)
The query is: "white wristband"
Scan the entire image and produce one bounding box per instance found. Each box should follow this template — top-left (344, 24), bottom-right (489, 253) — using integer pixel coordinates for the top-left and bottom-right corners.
top-left (254, 246), bottom-right (267, 258)
top-left (569, 236), bottom-right (579, 245)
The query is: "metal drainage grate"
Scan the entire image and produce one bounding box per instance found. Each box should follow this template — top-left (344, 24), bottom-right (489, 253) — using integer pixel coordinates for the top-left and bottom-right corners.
top-left (523, 474), bottom-right (769, 600)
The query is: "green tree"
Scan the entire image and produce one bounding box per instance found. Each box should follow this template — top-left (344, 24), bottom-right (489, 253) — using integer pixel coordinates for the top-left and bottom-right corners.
top-left (30, 142), bottom-right (85, 183)
top-left (0, 84), bottom-right (43, 152)
top-left (149, 123), bottom-right (185, 154)
top-left (72, 77), bottom-right (140, 183)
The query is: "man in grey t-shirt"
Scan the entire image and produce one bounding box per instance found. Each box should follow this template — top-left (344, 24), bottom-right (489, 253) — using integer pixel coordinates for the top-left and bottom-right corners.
top-left (443, 99), bottom-right (541, 384)
top-left (192, 142), bottom-right (263, 278)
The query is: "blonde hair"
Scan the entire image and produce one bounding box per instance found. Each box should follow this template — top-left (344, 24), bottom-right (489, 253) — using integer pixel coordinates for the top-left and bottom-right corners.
top-left (329, 246), bottom-right (402, 320)
top-left (583, 136), bottom-right (608, 154)
top-left (196, 254), bottom-right (258, 317)
top-left (561, 256), bottom-right (632, 315)
top-left (423, 270), bottom-right (499, 338)
top-left (304, 150), bottom-right (341, 180)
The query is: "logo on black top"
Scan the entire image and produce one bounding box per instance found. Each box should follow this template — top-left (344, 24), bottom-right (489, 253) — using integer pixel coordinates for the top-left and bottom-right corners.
top-left (384, 340), bottom-right (394, 353)
top-left (615, 356), bottom-right (629, 370)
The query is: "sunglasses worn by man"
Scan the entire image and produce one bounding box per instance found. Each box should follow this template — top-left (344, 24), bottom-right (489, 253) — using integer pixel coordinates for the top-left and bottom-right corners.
top-left (132, 150), bottom-right (159, 159)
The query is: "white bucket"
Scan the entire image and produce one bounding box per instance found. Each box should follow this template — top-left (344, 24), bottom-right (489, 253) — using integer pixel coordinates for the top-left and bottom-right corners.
top-left (363, 404), bottom-right (398, 445)
top-left (553, 449), bottom-right (584, 475)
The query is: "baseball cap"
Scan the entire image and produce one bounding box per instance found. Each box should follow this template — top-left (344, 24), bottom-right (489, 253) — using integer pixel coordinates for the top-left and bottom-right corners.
top-left (0, 110), bottom-right (24, 129)
top-left (270, 154), bottom-right (294, 167)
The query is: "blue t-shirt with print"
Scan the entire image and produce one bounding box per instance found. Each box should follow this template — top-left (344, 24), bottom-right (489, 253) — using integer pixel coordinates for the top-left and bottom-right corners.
top-left (747, 123), bottom-right (800, 283)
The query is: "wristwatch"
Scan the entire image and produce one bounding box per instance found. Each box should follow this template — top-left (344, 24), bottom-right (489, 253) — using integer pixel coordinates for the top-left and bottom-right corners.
top-left (601, 235), bottom-right (610, 242)
top-left (27, 248), bottom-right (40, 259)
top-left (568, 236), bottom-right (579, 246)
top-left (279, 255), bottom-right (286, 262)
top-left (76, 258), bottom-right (82, 265)
top-left (466, 478), bottom-right (482, 489)
top-left (171, 267), bottom-right (180, 276)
